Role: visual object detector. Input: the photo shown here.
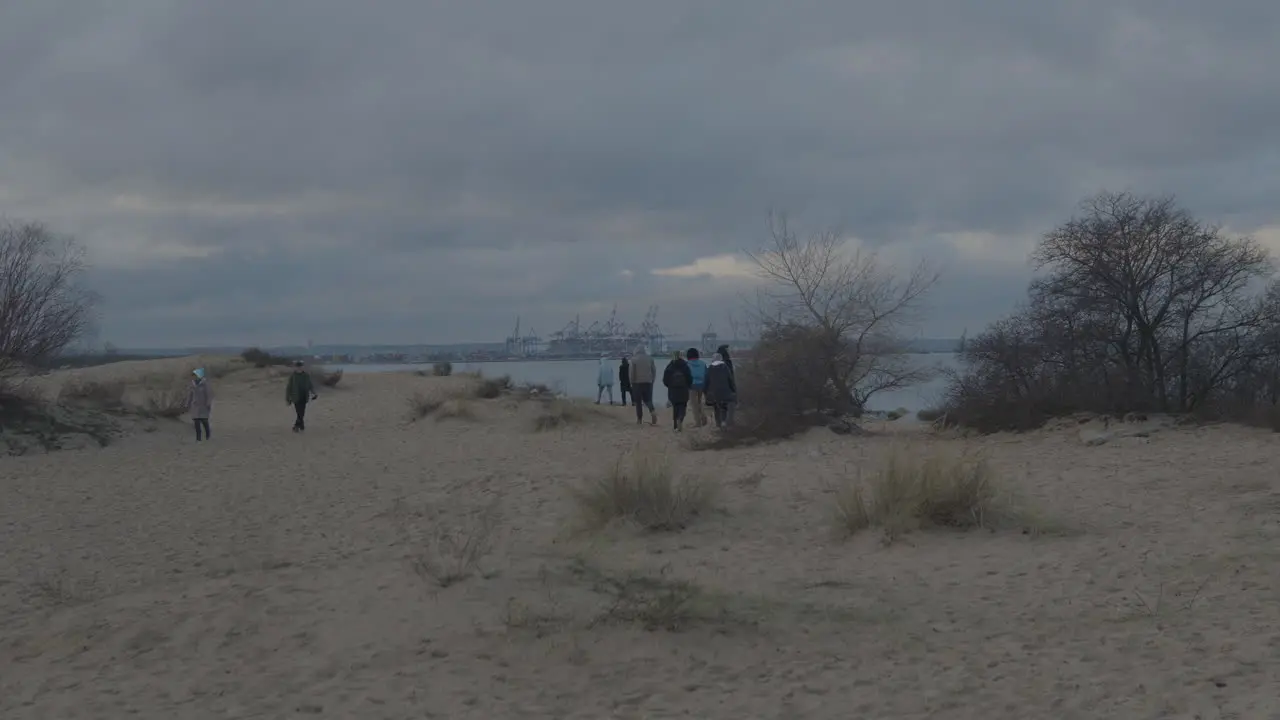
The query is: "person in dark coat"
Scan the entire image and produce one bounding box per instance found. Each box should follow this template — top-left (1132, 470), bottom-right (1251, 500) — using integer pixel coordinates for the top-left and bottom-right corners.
top-left (715, 345), bottom-right (738, 426)
top-left (618, 357), bottom-right (632, 405)
top-left (662, 351), bottom-right (694, 431)
top-left (702, 352), bottom-right (737, 428)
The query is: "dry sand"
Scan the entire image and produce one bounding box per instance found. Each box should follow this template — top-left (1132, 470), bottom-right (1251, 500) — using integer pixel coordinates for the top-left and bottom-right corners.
top-left (2, 358), bottom-right (1280, 718)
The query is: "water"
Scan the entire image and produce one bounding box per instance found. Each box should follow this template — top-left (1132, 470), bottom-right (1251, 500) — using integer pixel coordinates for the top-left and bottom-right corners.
top-left (333, 353), bottom-right (962, 414)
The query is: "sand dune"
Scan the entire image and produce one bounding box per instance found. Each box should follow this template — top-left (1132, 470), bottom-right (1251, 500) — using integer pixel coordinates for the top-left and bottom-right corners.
top-left (2, 358), bottom-right (1279, 718)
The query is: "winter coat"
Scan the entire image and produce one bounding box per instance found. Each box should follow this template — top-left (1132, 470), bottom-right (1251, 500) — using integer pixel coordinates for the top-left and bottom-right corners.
top-left (662, 358), bottom-right (694, 405)
top-left (628, 350), bottom-right (656, 385)
top-left (618, 360), bottom-right (631, 389)
top-left (286, 371), bottom-right (315, 404)
top-left (703, 360), bottom-right (737, 404)
top-left (686, 358), bottom-right (707, 389)
top-left (597, 361), bottom-right (614, 387)
top-left (185, 379), bottom-right (213, 419)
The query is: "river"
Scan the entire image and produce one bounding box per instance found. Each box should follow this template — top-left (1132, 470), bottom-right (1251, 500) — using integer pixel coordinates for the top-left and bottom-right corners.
top-left (332, 353), bottom-right (961, 414)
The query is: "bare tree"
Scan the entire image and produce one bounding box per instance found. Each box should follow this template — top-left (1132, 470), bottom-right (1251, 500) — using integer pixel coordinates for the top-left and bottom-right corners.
top-left (945, 192), bottom-right (1277, 431)
top-left (746, 213), bottom-right (939, 415)
top-left (0, 220), bottom-right (97, 376)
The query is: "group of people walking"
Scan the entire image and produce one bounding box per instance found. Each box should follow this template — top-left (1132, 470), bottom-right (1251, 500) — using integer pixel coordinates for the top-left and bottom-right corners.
top-left (183, 359), bottom-right (320, 441)
top-left (596, 344), bottom-right (738, 432)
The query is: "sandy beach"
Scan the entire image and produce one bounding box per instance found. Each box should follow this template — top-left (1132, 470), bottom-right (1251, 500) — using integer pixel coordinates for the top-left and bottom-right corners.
top-left (2, 357), bottom-right (1279, 719)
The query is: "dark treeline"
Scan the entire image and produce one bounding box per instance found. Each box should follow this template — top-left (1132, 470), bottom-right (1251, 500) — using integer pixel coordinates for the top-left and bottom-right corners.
top-left (942, 191), bottom-right (1280, 431)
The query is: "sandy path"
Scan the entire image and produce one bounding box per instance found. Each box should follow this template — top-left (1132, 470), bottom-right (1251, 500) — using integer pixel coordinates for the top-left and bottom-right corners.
top-left (2, 362), bottom-right (1280, 718)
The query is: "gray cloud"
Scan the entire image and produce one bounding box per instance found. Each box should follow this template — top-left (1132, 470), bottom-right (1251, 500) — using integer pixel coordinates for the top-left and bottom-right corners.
top-left (2, 0), bottom-right (1279, 347)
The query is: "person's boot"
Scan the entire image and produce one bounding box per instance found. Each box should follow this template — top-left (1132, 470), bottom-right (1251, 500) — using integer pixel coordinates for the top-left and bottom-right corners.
top-left (650, 412), bottom-right (658, 426)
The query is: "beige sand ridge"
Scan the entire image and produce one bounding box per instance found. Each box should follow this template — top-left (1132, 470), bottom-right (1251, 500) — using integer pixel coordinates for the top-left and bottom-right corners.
top-left (2, 357), bottom-right (1279, 718)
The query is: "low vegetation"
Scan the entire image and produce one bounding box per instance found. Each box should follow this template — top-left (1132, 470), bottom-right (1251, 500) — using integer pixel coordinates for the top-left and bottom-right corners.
top-left (409, 509), bottom-right (497, 588)
top-left (833, 447), bottom-right (1030, 542)
top-left (532, 399), bottom-right (602, 431)
top-left (141, 384), bottom-right (188, 419)
top-left (472, 374), bottom-right (512, 399)
top-left (240, 347), bottom-right (293, 368)
top-left (570, 454), bottom-right (716, 532)
top-left (56, 378), bottom-right (127, 410)
top-left (432, 361), bottom-right (453, 377)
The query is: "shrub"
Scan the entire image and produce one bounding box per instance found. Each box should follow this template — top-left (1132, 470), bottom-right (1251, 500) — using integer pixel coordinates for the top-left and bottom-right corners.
top-left (57, 378), bottom-right (126, 409)
top-left (916, 407), bottom-right (945, 422)
top-left (240, 345), bottom-right (290, 366)
top-left (318, 368), bottom-right (343, 388)
top-left (570, 454), bottom-right (716, 532)
top-left (473, 374), bottom-right (512, 399)
top-left (408, 393), bottom-right (444, 420)
top-left (833, 447), bottom-right (1024, 542)
top-left (142, 385), bottom-right (188, 418)
top-left (432, 361), bottom-right (453, 377)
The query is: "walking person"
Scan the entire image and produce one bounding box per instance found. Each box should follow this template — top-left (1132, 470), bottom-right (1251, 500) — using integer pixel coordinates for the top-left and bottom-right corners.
top-left (703, 352), bottom-right (737, 428)
top-left (628, 344), bottom-right (658, 425)
top-left (185, 367), bottom-right (213, 441)
top-left (662, 350), bottom-right (694, 431)
top-left (618, 357), bottom-right (632, 406)
top-left (595, 354), bottom-right (615, 404)
top-left (286, 360), bottom-right (319, 432)
top-left (685, 348), bottom-right (708, 427)
top-left (716, 345), bottom-right (738, 426)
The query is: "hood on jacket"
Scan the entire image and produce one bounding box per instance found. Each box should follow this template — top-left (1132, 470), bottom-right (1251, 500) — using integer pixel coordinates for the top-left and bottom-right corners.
top-left (634, 344), bottom-right (649, 356)
top-left (710, 353), bottom-right (724, 366)
top-left (192, 368), bottom-right (206, 380)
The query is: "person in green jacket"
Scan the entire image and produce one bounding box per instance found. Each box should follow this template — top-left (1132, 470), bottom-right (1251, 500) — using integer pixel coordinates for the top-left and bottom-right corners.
top-left (286, 360), bottom-right (319, 432)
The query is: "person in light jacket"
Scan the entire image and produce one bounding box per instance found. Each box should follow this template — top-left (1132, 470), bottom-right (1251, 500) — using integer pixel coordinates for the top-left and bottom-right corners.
top-left (595, 354), bottom-right (615, 404)
top-left (628, 344), bottom-right (658, 425)
top-left (185, 367), bottom-right (213, 441)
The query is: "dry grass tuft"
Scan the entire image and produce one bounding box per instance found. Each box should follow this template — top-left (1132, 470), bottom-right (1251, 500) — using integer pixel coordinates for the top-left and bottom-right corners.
top-left (533, 399), bottom-right (606, 431)
top-left (432, 361), bottom-right (453, 377)
top-left (433, 398), bottom-right (476, 421)
top-left (409, 506), bottom-right (498, 587)
top-left (834, 446), bottom-right (1033, 542)
top-left (570, 454), bottom-right (716, 532)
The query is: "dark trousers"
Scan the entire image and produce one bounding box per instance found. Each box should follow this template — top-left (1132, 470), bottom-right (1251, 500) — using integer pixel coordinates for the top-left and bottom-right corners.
top-left (293, 401), bottom-right (308, 430)
top-left (193, 418), bottom-right (210, 441)
top-left (632, 383), bottom-right (654, 420)
top-left (620, 386), bottom-right (631, 404)
top-left (713, 403), bottom-right (728, 427)
top-left (672, 402), bottom-right (687, 429)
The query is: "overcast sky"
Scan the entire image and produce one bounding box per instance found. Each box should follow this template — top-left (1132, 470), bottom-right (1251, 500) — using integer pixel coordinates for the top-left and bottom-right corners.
top-left (3, 1), bottom-right (1279, 348)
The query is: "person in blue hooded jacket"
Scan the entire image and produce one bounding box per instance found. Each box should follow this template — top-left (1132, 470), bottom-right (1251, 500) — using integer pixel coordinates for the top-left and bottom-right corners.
top-left (685, 348), bottom-right (708, 427)
top-left (595, 353), bottom-right (615, 404)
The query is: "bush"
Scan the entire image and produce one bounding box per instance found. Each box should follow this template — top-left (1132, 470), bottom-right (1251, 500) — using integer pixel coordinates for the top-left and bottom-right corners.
top-left (317, 368), bottom-right (343, 388)
top-left (408, 393), bottom-right (444, 420)
top-left (432, 361), bottom-right (453, 377)
top-left (833, 447), bottom-right (1025, 542)
top-left (473, 374), bottom-right (512, 399)
top-left (142, 385), bottom-right (188, 418)
top-left (916, 407), bottom-right (945, 422)
top-left (434, 398), bottom-right (475, 421)
top-left (57, 378), bottom-right (126, 409)
top-left (570, 454), bottom-right (716, 532)
top-left (240, 347), bottom-right (289, 368)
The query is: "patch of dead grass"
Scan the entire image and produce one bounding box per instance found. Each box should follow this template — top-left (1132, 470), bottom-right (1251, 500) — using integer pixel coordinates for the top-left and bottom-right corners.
top-left (833, 446), bottom-right (1041, 543)
top-left (570, 454), bottom-right (716, 532)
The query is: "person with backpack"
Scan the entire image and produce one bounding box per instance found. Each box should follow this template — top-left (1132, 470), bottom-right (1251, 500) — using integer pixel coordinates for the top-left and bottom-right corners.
top-left (285, 360), bottom-right (319, 432)
top-left (685, 348), bottom-right (708, 427)
top-left (662, 350), bottom-right (694, 431)
top-left (185, 367), bottom-right (213, 441)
